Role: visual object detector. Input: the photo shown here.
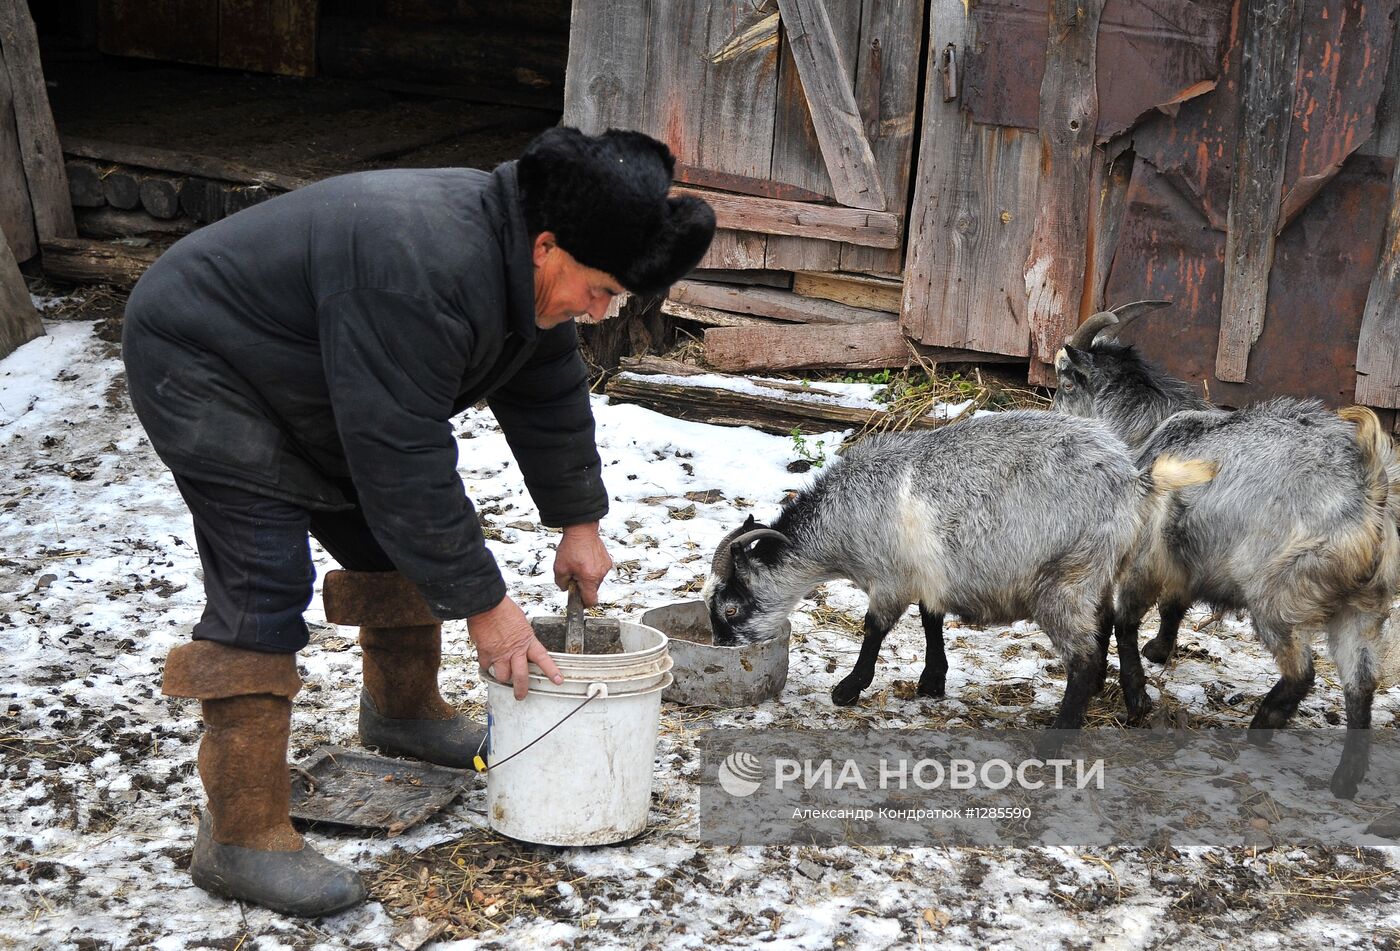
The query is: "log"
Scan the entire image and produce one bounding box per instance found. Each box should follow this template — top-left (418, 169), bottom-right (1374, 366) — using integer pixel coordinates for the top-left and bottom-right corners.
top-left (223, 184), bottom-right (273, 216)
top-left (66, 161), bottom-right (105, 208)
top-left (670, 281), bottom-right (896, 325)
top-left (792, 271), bottom-right (901, 313)
top-left (179, 178), bottom-right (228, 223)
top-left (0, 220), bottom-right (42, 360)
top-left (0, 41), bottom-right (37, 262)
top-left (40, 237), bottom-right (162, 289)
top-left (76, 207), bottom-right (196, 240)
top-left (618, 355), bottom-right (711, 377)
top-left (61, 136), bottom-right (313, 191)
top-left (138, 175), bottom-right (182, 219)
top-left (101, 170), bottom-right (141, 210)
top-left (604, 370), bottom-right (947, 435)
top-left (704, 321), bottom-right (1019, 372)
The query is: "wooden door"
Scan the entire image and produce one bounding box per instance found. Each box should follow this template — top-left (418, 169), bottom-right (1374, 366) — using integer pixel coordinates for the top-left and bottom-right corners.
top-left (98, 0), bottom-right (316, 78)
top-left (564, 0), bottom-right (925, 276)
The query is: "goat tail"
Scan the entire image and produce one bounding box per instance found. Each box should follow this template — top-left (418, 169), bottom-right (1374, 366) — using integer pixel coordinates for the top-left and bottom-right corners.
top-left (1144, 455), bottom-right (1218, 496)
top-left (1338, 405), bottom-right (1395, 523)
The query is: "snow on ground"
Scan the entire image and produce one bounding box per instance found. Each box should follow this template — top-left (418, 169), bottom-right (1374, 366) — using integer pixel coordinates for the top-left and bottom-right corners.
top-left (3, 317), bottom-right (1400, 950)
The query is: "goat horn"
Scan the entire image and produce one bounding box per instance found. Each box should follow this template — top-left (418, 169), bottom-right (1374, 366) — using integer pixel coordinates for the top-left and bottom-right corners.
top-left (710, 528), bottom-right (791, 580)
top-left (1096, 299), bottom-right (1173, 344)
top-left (1067, 311), bottom-right (1120, 349)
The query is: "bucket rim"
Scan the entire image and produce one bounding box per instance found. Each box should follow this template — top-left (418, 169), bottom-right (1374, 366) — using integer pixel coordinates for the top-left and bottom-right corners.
top-left (485, 654), bottom-right (675, 689)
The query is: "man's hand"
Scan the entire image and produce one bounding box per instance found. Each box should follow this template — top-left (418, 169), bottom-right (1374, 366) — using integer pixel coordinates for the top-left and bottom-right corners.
top-left (553, 521), bottom-right (613, 606)
top-left (468, 596), bottom-right (563, 700)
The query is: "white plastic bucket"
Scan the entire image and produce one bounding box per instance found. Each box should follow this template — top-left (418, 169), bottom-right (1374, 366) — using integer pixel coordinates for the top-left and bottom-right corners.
top-left (484, 617), bottom-right (673, 846)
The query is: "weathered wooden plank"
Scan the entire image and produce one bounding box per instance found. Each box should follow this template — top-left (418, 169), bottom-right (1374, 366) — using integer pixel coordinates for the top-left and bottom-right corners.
top-left (704, 320), bottom-right (1015, 371)
top-left (605, 368), bottom-right (948, 435)
top-left (1084, 142), bottom-right (1134, 315)
top-left (693, 268), bottom-right (793, 289)
top-left (1278, 0), bottom-right (1398, 227)
top-left (660, 298), bottom-right (771, 327)
top-left (1354, 154), bottom-right (1400, 407)
top-left (62, 137), bottom-right (313, 191)
top-left (793, 271), bottom-right (902, 312)
top-left (41, 237), bottom-right (162, 289)
top-left (674, 162), bottom-right (830, 203)
top-left (962, 0), bottom-right (1232, 140)
top-left (766, 0), bottom-right (860, 271)
top-left (1360, 16), bottom-right (1400, 159)
top-left (1024, 0), bottom-right (1106, 386)
top-left (901, 0), bottom-right (1039, 359)
top-left (774, 0), bottom-right (886, 211)
top-left (0, 219), bottom-right (41, 361)
top-left (0, 40), bottom-right (36, 263)
top-left (0, 0), bottom-right (76, 243)
top-left (562, 0), bottom-right (652, 134)
top-left (1215, 0), bottom-right (1305, 383)
top-left (840, 0), bottom-right (927, 274)
top-left (672, 281), bottom-right (896, 325)
top-left (648, 1), bottom-right (782, 270)
top-left (218, 0), bottom-right (318, 78)
top-left (674, 187), bottom-right (901, 248)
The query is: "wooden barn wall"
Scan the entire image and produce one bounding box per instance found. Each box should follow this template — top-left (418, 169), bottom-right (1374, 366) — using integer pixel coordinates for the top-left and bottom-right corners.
top-left (1105, 0), bottom-right (1398, 407)
top-left (565, 0), bottom-right (925, 275)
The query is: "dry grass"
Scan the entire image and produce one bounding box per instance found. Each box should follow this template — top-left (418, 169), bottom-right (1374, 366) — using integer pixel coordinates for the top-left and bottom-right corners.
top-left (369, 828), bottom-right (571, 940)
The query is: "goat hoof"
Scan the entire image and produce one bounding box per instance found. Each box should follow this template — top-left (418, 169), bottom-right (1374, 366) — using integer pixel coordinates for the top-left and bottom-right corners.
top-left (1125, 692), bottom-right (1152, 725)
top-left (1330, 769), bottom-right (1360, 801)
top-left (1246, 727), bottom-right (1277, 747)
top-left (1141, 638), bottom-right (1173, 665)
top-left (917, 678), bottom-right (945, 699)
top-left (831, 679), bottom-right (866, 707)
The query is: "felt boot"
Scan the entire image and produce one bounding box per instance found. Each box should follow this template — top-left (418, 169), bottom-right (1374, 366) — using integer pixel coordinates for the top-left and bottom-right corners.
top-left (164, 640), bottom-right (366, 917)
top-left (323, 570), bottom-right (485, 769)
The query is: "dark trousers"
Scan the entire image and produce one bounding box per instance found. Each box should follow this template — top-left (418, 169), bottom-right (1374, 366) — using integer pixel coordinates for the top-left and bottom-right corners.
top-left (173, 475), bottom-right (395, 654)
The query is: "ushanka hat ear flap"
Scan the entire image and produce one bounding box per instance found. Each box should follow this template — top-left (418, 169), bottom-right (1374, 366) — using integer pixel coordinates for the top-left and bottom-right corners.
top-left (516, 127), bottom-right (716, 295)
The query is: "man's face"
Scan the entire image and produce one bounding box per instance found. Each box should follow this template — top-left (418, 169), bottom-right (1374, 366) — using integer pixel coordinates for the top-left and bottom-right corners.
top-left (532, 233), bottom-right (624, 330)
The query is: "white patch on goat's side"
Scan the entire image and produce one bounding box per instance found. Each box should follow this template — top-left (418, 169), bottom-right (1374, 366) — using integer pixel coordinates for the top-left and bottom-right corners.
top-left (894, 473), bottom-right (951, 609)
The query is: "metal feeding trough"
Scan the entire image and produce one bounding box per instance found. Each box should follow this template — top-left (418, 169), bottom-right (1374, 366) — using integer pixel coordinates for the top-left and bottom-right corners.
top-left (641, 600), bottom-right (790, 707)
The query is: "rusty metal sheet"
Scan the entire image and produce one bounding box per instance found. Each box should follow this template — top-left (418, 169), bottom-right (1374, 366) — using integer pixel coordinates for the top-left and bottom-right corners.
top-left (1132, 0), bottom-right (1397, 233)
top-left (1279, 0), bottom-right (1398, 226)
top-left (962, 0), bottom-right (1232, 141)
top-left (1105, 151), bottom-right (1391, 408)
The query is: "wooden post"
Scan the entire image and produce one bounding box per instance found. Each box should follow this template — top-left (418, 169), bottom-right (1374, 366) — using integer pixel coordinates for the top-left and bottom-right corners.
top-left (0, 220), bottom-right (42, 360)
top-left (1023, 0), bottom-right (1106, 386)
top-left (0, 0), bottom-right (76, 243)
top-left (1214, 0), bottom-right (1304, 383)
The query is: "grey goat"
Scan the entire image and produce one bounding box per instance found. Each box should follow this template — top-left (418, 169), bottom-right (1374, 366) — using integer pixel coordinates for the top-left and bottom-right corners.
top-left (703, 411), bottom-right (1214, 731)
top-left (1054, 302), bottom-right (1400, 797)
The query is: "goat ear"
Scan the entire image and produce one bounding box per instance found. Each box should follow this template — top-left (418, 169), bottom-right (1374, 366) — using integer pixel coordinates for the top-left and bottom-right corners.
top-left (741, 514), bottom-right (757, 531)
top-left (729, 540), bottom-right (755, 578)
top-left (1057, 345), bottom-right (1091, 371)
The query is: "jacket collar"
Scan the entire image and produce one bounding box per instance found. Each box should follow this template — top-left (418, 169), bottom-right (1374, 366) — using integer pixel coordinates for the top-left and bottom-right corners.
top-left (490, 161), bottom-right (539, 341)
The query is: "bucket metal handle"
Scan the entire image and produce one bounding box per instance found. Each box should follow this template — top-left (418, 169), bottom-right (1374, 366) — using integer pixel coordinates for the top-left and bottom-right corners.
top-left (473, 683), bottom-right (608, 773)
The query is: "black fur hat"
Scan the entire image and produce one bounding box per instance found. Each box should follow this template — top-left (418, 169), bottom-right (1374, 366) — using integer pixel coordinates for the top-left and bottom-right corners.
top-left (517, 127), bottom-right (717, 296)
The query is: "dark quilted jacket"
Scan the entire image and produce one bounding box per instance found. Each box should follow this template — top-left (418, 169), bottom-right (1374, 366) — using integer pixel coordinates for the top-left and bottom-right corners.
top-left (122, 162), bottom-right (607, 619)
